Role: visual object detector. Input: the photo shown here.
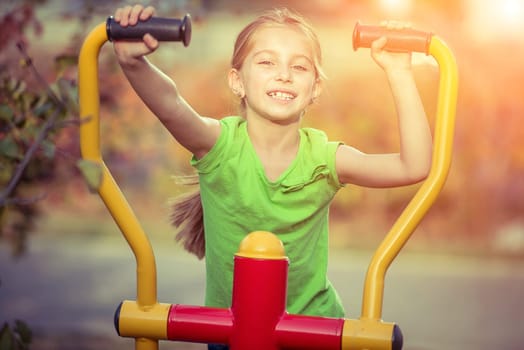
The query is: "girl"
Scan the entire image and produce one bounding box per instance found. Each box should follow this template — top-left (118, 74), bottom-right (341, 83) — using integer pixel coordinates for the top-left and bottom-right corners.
top-left (113, 4), bottom-right (432, 349)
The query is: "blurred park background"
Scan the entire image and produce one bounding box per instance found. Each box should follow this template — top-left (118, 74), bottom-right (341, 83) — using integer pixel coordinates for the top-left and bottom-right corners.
top-left (1, 0), bottom-right (524, 349)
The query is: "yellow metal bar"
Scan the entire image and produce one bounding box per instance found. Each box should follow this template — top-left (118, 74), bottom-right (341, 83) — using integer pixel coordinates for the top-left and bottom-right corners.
top-left (361, 36), bottom-right (459, 320)
top-left (118, 300), bottom-right (171, 339)
top-left (78, 23), bottom-right (105, 161)
top-left (341, 319), bottom-right (397, 350)
top-left (78, 22), bottom-right (160, 350)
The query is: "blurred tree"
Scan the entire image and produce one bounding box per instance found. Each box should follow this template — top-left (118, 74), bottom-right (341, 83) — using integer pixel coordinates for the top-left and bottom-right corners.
top-left (0, 0), bottom-right (212, 258)
top-left (0, 0), bottom-right (104, 257)
top-left (0, 319), bottom-right (32, 350)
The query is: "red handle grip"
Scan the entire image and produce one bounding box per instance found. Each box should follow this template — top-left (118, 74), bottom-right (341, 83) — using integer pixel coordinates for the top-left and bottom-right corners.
top-left (352, 22), bottom-right (432, 54)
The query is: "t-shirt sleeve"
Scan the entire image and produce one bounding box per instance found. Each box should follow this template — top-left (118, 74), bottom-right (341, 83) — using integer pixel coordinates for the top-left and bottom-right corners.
top-left (303, 127), bottom-right (345, 190)
top-left (327, 140), bottom-right (345, 189)
top-left (190, 116), bottom-right (239, 174)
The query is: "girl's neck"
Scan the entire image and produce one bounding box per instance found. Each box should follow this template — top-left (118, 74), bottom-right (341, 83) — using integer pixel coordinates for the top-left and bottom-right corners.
top-left (246, 114), bottom-right (301, 152)
top-left (245, 115), bottom-right (301, 182)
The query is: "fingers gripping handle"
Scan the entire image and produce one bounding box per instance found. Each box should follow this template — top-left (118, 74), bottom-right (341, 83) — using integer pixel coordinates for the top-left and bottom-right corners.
top-left (352, 21), bottom-right (432, 54)
top-left (106, 15), bottom-right (192, 47)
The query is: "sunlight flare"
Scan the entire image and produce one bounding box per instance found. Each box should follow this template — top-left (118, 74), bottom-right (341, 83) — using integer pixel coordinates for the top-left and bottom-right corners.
top-left (466, 0), bottom-right (524, 41)
top-left (379, 0), bottom-right (413, 17)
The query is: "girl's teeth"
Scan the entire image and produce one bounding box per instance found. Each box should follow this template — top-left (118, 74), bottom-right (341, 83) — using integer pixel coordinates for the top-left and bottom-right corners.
top-left (270, 91), bottom-right (294, 100)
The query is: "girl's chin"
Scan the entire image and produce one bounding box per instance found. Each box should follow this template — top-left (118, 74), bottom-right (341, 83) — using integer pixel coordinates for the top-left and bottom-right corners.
top-left (246, 102), bottom-right (305, 122)
top-left (264, 112), bottom-right (303, 124)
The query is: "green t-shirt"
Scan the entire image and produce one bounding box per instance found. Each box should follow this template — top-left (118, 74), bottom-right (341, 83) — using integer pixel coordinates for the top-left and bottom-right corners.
top-left (191, 116), bottom-right (345, 317)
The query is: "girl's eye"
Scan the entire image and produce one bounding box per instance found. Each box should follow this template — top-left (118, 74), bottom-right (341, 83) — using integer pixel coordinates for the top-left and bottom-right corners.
top-left (258, 60), bottom-right (274, 66)
top-left (292, 65), bottom-right (308, 72)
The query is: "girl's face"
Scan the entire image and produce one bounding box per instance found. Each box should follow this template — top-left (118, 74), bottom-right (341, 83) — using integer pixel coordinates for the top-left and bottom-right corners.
top-left (229, 24), bottom-right (321, 124)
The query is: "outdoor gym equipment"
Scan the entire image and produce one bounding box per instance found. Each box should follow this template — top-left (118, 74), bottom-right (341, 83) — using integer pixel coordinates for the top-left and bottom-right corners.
top-left (78, 15), bottom-right (458, 350)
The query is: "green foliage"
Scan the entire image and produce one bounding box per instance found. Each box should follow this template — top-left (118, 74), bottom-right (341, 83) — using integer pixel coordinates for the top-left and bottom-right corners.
top-left (0, 320), bottom-right (32, 350)
top-left (0, 2), bottom-right (80, 256)
top-left (0, 67), bottom-right (79, 255)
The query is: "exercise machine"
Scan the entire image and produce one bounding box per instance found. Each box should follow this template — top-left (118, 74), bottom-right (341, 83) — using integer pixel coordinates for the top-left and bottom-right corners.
top-left (78, 14), bottom-right (457, 350)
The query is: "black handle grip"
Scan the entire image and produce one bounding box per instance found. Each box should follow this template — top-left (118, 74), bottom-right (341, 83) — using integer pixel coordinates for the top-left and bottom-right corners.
top-left (106, 15), bottom-right (192, 47)
top-left (352, 21), bottom-right (432, 54)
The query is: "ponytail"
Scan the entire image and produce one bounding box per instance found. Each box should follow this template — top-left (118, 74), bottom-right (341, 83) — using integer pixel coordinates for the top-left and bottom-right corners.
top-left (170, 176), bottom-right (205, 259)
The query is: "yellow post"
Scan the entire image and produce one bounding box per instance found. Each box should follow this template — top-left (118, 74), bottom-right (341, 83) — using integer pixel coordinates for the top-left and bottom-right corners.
top-left (361, 35), bottom-right (459, 320)
top-left (78, 22), bottom-right (159, 350)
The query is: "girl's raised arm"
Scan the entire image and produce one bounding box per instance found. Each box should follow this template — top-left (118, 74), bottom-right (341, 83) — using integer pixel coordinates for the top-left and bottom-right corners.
top-left (113, 5), bottom-right (220, 159)
top-left (336, 26), bottom-right (432, 188)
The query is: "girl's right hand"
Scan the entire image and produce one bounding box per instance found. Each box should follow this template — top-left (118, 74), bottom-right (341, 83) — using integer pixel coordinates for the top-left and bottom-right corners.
top-left (113, 4), bottom-right (159, 67)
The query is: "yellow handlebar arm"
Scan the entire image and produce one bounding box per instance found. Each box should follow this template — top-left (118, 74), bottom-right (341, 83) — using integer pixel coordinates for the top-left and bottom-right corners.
top-left (78, 23), bottom-right (159, 350)
top-left (361, 36), bottom-right (459, 320)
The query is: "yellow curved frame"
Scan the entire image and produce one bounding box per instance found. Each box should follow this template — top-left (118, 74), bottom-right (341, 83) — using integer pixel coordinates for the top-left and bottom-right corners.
top-left (78, 23), bottom-right (159, 350)
top-left (361, 36), bottom-right (458, 321)
top-left (78, 21), bottom-right (457, 350)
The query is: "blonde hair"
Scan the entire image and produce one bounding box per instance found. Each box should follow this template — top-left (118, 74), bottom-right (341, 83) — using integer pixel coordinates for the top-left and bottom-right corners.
top-left (172, 8), bottom-right (324, 259)
top-left (170, 176), bottom-right (204, 259)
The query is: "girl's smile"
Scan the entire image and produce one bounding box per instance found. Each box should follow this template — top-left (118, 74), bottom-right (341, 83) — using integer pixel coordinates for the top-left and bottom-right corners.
top-left (267, 90), bottom-right (296, 101)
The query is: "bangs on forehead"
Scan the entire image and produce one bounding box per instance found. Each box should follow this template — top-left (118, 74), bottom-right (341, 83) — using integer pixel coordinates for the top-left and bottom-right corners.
top-left (248, 24), bottom-right (316, 58)
top-left (231, 8), bottom-right (325, 79)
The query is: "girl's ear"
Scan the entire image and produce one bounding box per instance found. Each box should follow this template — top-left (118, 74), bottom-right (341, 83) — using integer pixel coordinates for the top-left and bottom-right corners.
top-left (228, 69), bottom-right (245, 98)
top-left (311, 78), bottom-right (322, 103)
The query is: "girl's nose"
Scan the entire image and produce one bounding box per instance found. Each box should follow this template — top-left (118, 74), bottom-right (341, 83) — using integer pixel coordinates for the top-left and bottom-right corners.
top-left (276, 66), bottom-right (292, 82)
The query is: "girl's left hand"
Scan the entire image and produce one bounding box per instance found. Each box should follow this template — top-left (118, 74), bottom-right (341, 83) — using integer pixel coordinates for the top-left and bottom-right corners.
top-left (370, 21), bottom-right (412, 73)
